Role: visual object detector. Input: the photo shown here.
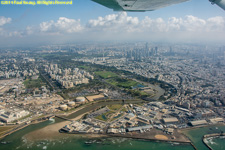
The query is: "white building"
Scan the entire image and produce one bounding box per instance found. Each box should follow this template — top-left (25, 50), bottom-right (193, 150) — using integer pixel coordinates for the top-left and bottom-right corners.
top-left (0, 109), bottom-right (30, 123)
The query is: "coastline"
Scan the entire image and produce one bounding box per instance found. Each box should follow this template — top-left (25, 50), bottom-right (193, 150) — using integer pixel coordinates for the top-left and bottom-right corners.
top-left (25, 121), bottom-right (195, 148)
top-left (23, 111), bottom-right (225, 150)
top-left (2, 114), bottom-right (224, 150)
top-left (181, 123), bottom-right (225, 150)
top-left (202, 133), bottom-right (225, 150)
top-left (1, 100), bottom-right (224, 150)
top-left (0, 99), bottom-right (142, 140)
top-left (25, 117), bottom-right (192, 144)
top-left (0, 115), bottom-right (54, 140)
top-left (24, 114), bottom-right (104, 141)
top-left (180, 123), bottom-right (225, 133)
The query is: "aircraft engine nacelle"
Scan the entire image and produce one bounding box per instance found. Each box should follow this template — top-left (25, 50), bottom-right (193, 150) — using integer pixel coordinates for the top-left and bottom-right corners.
top-left (209, 0), bottom-right (225, 10)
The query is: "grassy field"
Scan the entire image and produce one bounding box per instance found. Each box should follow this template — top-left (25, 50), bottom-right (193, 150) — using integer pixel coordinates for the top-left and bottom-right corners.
top-left (23, 77), bottom-right (46, 89)
top-left (121, 107), bottom-right (127, 112)
top-left (139, 91), bottom-right (149, 96)
top-left (128, 89), bottom-right (149, 97)
top-left (0, 126), bottom-right (15, 137)
top-left (95, 71), bottom-right (118, 79)
top-left (78, 65), bottom-right (91, 70)
top-left (107, 78), bottom-right (139, 89)
top-left (107, 104), bottom-right (123, 111)
top-left (111, 112), bottom-right (125, 122)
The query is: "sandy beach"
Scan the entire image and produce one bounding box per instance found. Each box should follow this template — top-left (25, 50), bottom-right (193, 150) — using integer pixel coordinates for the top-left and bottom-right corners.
top-left (154, 135), bottom-right (168, 140)
top-left (24, 114), bottom-right (107, 141)
top-left (25, 119), bottom-right (108, 141)
top-left (24, 121), bottom-right (71, 140)
top-left (24, 112), bottom-right (190, 143)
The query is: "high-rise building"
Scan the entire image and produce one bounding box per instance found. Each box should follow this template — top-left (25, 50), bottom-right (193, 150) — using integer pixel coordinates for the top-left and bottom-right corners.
top-left (155, 47), bottom-right (158, 55)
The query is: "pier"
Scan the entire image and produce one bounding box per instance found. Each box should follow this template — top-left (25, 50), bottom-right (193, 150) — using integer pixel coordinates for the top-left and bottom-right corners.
top-left (202, 133), bottom-right (225, 150)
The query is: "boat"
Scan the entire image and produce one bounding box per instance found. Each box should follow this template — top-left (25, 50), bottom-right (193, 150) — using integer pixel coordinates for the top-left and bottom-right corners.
top-left (1, 141), bottom-right (11, 144)
top-left (85, 141), bottom-right (92, 145)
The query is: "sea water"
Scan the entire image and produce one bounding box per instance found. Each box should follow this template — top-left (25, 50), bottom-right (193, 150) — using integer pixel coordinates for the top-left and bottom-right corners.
top-left (0, 119), bottom-right (194, 150)
top-left (1, 119), bottom-right (224, 150)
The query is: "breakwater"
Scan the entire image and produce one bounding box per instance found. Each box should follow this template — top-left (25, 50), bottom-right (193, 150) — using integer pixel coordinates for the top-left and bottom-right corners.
top-left (202, 133), bottom-right (225, 150)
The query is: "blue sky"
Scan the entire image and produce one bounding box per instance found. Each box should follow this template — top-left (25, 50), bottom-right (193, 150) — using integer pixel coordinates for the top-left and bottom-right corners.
top-left (0, 0), bottom-right (225, 47)
top-left (0, 0), bottom-right (224, 27)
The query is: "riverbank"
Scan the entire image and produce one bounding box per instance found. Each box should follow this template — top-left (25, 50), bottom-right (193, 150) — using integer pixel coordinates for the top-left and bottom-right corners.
top-left (24, 100), bottom-right (191, 144)
top-left (61, 99), bottom-right (144, 117)
top-left (2, 98), bottom-right (224, 150)
top-left (24, 120), bottom-right (70, 140)
top-left (0, 124), bottom-right (29, 139)
top-left (0, 114), bottom-right (56, 140)
top-left (25, 118), bottom-right (191, 144)
top-left (23, 102), bottom-right (223, 148)
top-left (0, 99), bottom-right (144, 140)
top-left (24, 113), bottom-right (107, 141)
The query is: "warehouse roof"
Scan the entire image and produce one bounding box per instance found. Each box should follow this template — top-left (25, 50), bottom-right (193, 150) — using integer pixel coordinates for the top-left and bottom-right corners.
top-left (209, 118), bottom-right (224, 123)
top-left (190, 120), bottom-right (207, 126)
top-left (163, 117), bottom-right (179, 123)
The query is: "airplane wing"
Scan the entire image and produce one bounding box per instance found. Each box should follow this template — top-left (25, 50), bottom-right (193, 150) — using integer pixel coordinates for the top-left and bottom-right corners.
top-left (92, 0), bottom-right (190, 11)
top-left (92, 0), bottom-right (225, 11)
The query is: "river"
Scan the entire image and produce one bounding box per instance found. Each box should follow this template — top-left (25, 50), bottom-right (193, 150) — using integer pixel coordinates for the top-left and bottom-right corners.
top-left (66, 100), bottom-right (144, 119)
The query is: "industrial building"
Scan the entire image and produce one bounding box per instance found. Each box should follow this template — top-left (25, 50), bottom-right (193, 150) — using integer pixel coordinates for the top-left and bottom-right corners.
top-left (75, 97), bottom-right (86, 102)
top-left (209, 118), bottom-right (224, 124)
top-left (163, 117), bottom-right (179, 124)
top-left (0, 109), bottom-right (30, 123)
top-left (127, 125), bottom-right (153, 132)
top-left (189, 120), bottom-right (208, 126)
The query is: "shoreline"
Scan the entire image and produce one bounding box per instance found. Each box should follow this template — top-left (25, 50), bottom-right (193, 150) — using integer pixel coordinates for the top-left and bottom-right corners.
top-left (202, 133), bottom-right (225, 150)
top-left (0, 124), bottom-right (29, 140)
top-left (2, 116), bottom-right (224, 150)
top-left (25, 118), bottom-right (193, 145)
top-left (180, 123), bottom-right (225, 132)
top-left (0, 99), bottom-right (142, 140)
top-left (24, 121), bottom-right (225, 150)
top-left (107, 133), bottom-right (191, 144)
top-left (0, 114), bottom-right (54, 140)
top-left (24, 114), bottom-right (85, 141)
top-left (1, 100), bottom-right (224, 150)
top-left (59, 129), bottom-right (191, 143)
top-left (180, 123), bottom-right (225, 150)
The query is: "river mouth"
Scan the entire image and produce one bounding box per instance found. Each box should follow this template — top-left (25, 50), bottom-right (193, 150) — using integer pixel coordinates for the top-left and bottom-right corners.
top-left (0, 117), bottom-right (194, 150)
top-left (24, 100), bottom-right (144, 141)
